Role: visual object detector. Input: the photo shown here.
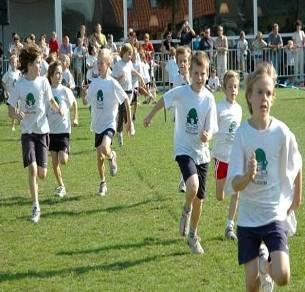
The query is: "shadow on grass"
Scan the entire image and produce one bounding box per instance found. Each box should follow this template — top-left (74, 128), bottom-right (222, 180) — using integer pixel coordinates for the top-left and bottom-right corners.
top-left (0, 138), bottom-right (20, 142)
top-left (0, 160), bottom-right (19, 166)
top-left (71, 149), bottom-right (94, 156)
top-left (0, 251), bottom-right (187, 282)
top-left (57, 237), bottom-right (180, 255)
top-left (2, 195), bottom-right (81, 207)
top-left (31, 197), bottom-right (168, 219)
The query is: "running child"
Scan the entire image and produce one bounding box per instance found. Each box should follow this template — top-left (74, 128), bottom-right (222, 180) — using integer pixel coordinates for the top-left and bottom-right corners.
top-left (47, 61), bottom-right (78, 197)
top-left (165, 47), bottom-right (178, 89)
top-left (2, 54), bottom-right (21, 131)
top-left (60, 54), bottom-right (76, 90)
top-left (144, 51), bottom-right (218, 254)
top-left (82, 48), bottom-right (132, 196)
top-left (7, 45), bottom-right (61, 223)
top-left (226, 62), bottom-right (302, 291)
top-left (211, 70), bottom-right (242, 241)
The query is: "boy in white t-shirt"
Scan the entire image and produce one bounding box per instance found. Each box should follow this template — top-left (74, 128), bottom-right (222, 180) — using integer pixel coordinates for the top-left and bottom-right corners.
top-left (82, 48), bottom-right (132, 196)
top-left (211, 70), bottom-right (242, 241)
top-left (225, 62), bottom-right (302, 291)
top-left (60, 55), bottom-right (76, 90)
top-left (144, 51), bottom-right (218, 254)
top-left (2, 54), bottom-right (21, 131)
top-left (7, 46), bottom-right (61, 223)
top-left (47, 61), bottom-right (78, 197)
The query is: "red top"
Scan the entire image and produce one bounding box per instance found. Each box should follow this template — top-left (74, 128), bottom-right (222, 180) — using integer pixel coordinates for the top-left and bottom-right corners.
top-left (142, 42), bottom-right (154, 62)
top-left (49, 39), bottom-right (59, 54)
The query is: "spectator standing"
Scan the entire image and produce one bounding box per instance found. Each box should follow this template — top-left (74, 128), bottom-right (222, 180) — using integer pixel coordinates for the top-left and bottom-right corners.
top-left (292, 20), bottom-right (305, 84)
top-left (48, 32), bottom-right (59, 56)
top-left (59, 35), bottom-right (73, 59)
top-left (93, 23), bottom-right (107, 48)
top-left (215, 25), bottom-right (228, 84)
top-left (236, 31), bottom-right (248, 75)
top-left (9, 34), bottom-right (23, 56)
top-left (252, 31), bottom-right (267, 68)
top-left (38, 34), bottom-right (50, 59)
top-left (199, 27), bottom-right (214, 61)
top-left (142, 33), bottom-right (154, 63)
top-left (105, 34), bottom-right (118, 53)
top-left (178, 20), bottom-right (196, 48)
top-left (77, 24), bottom-right (89, 48)
top-left (267, 23), bottom-right (283, 74)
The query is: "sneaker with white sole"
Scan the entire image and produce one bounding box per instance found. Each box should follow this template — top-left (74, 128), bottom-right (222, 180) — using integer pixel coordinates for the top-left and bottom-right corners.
top-left (108, 151), bottom-right (117, 176)
top-left (117, 132), bottom-right (123, 146)
top-left (31, 206), bottom-right (40, 223)
top-left (259, 243), bottom-right (274, 292)
top-left (178, 177), bottom-right (186, 192)
top-left (188, 236), bottom-right (204, 254)
top-left (225, 225), bottom-right (237, 241)
top-left (98, 181), bottom-right (107, 196)
top-left (54, 186), bottom-right (66, 197)
top-left (179, 207), bottom-right (191, 236)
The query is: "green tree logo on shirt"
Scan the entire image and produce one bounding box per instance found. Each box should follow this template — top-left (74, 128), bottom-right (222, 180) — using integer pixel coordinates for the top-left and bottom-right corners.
top-left (96, 89), bottom-right (104, 109)
top-left (54, 96), bottom-right (60, 105)
top-left (253, 148), bottom-right (268, 185)
top-left (229, 121), bottom-right (237, 133)
top-left (185, 108), bottom-right (199, 134)
top-left (97, 90), bottom-right (104, 101)
top-left (26, 93), bottom-right (35, 107)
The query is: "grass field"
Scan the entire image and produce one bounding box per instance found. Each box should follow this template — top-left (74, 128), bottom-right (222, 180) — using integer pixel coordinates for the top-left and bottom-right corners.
top-left (0, 88), bottom-right (304, 291)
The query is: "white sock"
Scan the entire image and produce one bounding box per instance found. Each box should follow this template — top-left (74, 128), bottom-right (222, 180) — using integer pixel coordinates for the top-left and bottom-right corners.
top-left (32, 202), bottom-right (40, 211)
top-left (227, 219), bottom-right (234, 228)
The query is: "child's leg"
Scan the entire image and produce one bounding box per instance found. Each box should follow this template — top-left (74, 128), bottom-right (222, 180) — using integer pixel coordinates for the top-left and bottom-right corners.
top-left (268, 251), bottom-right (290, 286)
top-left (51, 151), bottom-right (64, 187)
top-left (28, 162), bottom-right (39, 203)
top-left (244, 258), bottom-right (260, 292)
top-left (190, 196), bottom-right (203, 233)
top-left (228, 192), bottom-right (239, 222)
top-left (215, 178), bottom-right (226, 201)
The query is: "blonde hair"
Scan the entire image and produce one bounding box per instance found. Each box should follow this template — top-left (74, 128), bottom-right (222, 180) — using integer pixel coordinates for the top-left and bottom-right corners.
top-left (176, 46), bottom-right (191, 63)
top-left (120, 43), bottom-right (133, 58)
top-left (98, 48), bottom-right (113, 65)
top-left (245, 62), bottom-right (277, 114)
top-left (60, 54), bottom-right (70, 67)
top-left (190, 51), bottom-right (209, 70)
top-left (169, 47), bottom-right (176, 57)
top-left (223, 70), bottom-right (240, 90)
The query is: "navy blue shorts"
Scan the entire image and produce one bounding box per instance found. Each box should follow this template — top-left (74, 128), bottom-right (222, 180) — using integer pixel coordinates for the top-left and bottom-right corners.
top-left (175, 155), bottom-right (209, 199)
top-left (49, 133), bottom-right (70, 153)
top-left (95, 128), bottom-right (115, 148)
top-left (237, 221), bottom-right (289, 265)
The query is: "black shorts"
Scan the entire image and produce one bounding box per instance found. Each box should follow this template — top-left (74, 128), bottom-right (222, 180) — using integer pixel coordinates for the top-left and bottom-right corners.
top-left (175, 155), bottom-right (209, 199)
top-left (49, 133), bottom-right (70, 153)
top-left (21, 133), bottom-right (49, 168)
top-left (237, 221), bottom-right (289, 265)
top-left (95, 128), bottom-right (115, 148)
top-left (131, 88), bottom-right (138, 104)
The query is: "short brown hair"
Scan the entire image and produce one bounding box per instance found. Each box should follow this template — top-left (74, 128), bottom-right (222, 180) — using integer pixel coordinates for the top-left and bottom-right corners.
top-left (47, 60), bottom-right (62, 84)
top-left (223, 70), bottom-right (239, 90)
top-left (190, 51), bottom-right (209, 71)
top-left (19, 45), bottom-right (42, 73)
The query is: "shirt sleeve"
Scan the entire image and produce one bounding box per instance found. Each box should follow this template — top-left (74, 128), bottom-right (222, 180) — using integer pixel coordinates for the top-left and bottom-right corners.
top-left (65, 87), bottom-right (76, 108)
top-left (112, 79), bottom-right (128, 105)
top-left (7, 81), bottom-right (20, 107)
top-left (163, 87), bottom-right (177, 110)
top-left (44, 78), bottom-right (53, 102)
top-left (202, 96), bottom-right (218, 135)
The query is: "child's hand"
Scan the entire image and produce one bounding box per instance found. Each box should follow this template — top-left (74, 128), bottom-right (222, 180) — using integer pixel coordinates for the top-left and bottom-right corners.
top-left (125, 121), bottom-right (132, 135)
top-left (59, 107), bottom-right (65, 117)
top-left (15, 110), bottom-right (24, 121)
top-left (143, 115), bottom-right (152, 127)
top-left (247, 152), bottom-right (257, 180)
top-left (72, 118), bottom-right (78, 127)
top-left (200, 130), bottom-right (209, 143)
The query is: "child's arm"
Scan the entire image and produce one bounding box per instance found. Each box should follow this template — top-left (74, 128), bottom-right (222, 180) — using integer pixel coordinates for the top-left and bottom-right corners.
top-left (72, 99), bottom-right (79, 126)
top-left (49, 98), bottom-right (64, 116)
top-left (8, 104), bottom-right (24, 121)
top-left (132, 68), bottom-right (146, 88)
top-left (232, 152), bottom-right (257, 192)
top-left (288, 169), bottom-right (302, 213)
top-left (200, 130), bottom-right (213, 143)
top-left (81, 85), bottom-right (89, 105)
top-left (143, 97), bottom-right (165, 127)
top-left (124, 98), bottom-right (132, 135)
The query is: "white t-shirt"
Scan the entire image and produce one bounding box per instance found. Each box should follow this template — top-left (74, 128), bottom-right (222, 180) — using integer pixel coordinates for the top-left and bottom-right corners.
top-left (112, 59), bottom-right (133, 91)
top-left (165, 58), bottom-right (179, 83)
top-left (226, 118), bottom-right (302, 227)
top-left (292, 30), bottom-right (305, 48)
top-left (62, 68), bottom-right (75, 89)
top-left (141, 62), bottom-right (150, 84)
top-left (8, 76), bottom-right (53, 134)
top-left (2, 68), bottom-right (21, 95)
top-left (40, 59), bottom-right (49, 77)
top-left (173, 73), bottom-right (190, 88)
top-left (207, 76), bottom-right (220, 92)
top-left (87, 76), bottom-right (127, 133)
top-left (47, 84), bottom-right (75, 134)
top-left (163, 85), bottom-right (218, 164)
top-left (86, 55), bottom-right (98, 82)
top-left (212, 99), bottom-right (242, 163)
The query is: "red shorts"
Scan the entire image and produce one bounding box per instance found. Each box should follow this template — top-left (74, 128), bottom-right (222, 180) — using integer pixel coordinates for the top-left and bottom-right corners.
top-left (214, 158), bottom-right (228, 179)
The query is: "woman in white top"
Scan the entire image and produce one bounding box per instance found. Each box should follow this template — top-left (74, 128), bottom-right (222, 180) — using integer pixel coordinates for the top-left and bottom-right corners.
top-left (292, 20), bottom-right (305, 83)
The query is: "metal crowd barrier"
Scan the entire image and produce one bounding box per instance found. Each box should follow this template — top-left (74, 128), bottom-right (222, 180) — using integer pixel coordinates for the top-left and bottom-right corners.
top-left (1, 46), bottom-right (304, 100)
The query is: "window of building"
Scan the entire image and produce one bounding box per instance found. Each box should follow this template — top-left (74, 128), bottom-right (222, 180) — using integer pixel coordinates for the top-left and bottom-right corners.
top-left (150, 0), bottom-right (159, 8)
top-left (127, 0), bottom-right (133, 9)
top-left (257, 0), bottom-right (305, 34)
